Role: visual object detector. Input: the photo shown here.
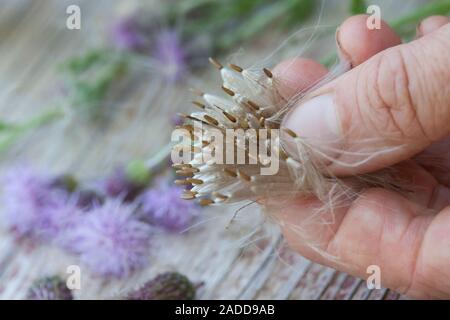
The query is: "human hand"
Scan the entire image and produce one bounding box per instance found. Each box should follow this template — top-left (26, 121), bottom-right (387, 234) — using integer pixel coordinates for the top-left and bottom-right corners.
top-left (273, 15), bottom-right (450, 299)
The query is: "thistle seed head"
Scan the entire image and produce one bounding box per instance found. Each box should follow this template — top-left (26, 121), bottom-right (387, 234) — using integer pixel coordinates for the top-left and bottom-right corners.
top-left (27, 276), bottom-right (73, 300)
top-left (172, 58), bottom-right (322, 205)
top-left (127, 272), bottom-right (197, 300)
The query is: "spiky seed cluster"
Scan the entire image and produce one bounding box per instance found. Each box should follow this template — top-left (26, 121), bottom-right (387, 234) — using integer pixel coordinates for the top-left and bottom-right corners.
top-left (27, 276), bottom-right (73, 300)
top-left (127, 272), bottom-right (196, 300)
top-left (173, 58), bottom-right (332, 205)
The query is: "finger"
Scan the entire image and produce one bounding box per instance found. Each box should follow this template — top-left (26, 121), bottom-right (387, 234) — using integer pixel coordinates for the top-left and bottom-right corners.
top-left (417, 15), bottom-right (450, 37)
top-left (415, 138), bottom-right (450, 187)
top-left (272, 188), bottom-right (450, 298)
top-left (282, 23), bottom-right (450, 176)
top-left (273, 58), bottom-right (328, 100)
top-left (337, 15), bottom-right (401, 67)
top-left (390, 160), bottom-right (450, 211)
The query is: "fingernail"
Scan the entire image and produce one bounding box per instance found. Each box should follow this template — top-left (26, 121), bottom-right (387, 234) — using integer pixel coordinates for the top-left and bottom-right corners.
top-left (416, 21), bottom-right (424, 38)
top-left (336, 27), bottom-right (353, 68)
top-left (282, 94), bottom-right (342, 158)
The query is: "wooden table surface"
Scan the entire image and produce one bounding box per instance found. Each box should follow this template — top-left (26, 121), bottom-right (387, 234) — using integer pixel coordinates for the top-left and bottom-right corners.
top-left (0, 0), bottom-right (405, 300)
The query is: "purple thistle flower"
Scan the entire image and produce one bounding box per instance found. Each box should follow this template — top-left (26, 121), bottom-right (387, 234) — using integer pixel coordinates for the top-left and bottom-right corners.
top-left (154, 30), bottom-right (187, 82)
top-left (1, 166), bottom-right (68, 239)
top-left (110, 15), bottom-right (148, 52)
top-left (140, 184), bottom-right (198, 233)
top-left (64, 199), bottom-right (152, 279)
top-left (36, 197), bottom-right (83, 242)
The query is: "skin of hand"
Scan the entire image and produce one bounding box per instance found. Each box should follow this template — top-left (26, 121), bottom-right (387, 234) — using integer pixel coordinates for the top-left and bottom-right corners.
top-left (273, 15), bottom-right (450, 299)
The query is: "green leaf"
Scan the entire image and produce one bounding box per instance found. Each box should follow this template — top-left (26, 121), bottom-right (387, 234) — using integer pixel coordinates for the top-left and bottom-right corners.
top-left (350, 0), bottom-right (367, 15)
top-left (61, 49), bottom-right (129, 120)
top-left (61, 49), bottom-right (107, 74)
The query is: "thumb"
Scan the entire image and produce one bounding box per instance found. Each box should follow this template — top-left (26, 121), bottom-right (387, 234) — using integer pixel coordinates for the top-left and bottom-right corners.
top-left (282, 23), bottom-right (450, 176)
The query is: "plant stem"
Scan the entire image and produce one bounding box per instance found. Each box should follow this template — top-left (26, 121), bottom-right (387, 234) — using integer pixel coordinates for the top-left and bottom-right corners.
top-left (146, 143), bottom-right (172, 172)
top-left (0, 109), bottom-right (64, 153)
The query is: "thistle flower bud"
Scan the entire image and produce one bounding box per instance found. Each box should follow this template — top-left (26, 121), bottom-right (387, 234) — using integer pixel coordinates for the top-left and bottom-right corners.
top-left (50, 174), bottom-right (78, 193)
top-left (75, 189), bottom-right (104, 210)
top-left (125, 160), bottom-right (151, 186)
top-left (127, 272), bottom-right (196, 300)
top-left (102, 164), bottom-right (149, 202)
top-left (27, 276), bottom-right (73, 300)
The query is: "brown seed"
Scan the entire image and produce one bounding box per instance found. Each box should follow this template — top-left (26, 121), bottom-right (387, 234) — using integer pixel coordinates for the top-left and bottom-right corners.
top-left (282, 127), bottom-right (298, 138)
top-left (176, 170), bottom-right (194, 177)
top-left (209, 57), bottom-right (223, 70)
top-left (278, 148), bottom-right (288, 161)
top-left (181, 124), bottom-right (194, 132)
top-left (187, 178), bottom-right (204, 185)
top-left (222, 86), bottom-right (235, 97)
top-left (223, 111), bottom-right (237, 123)
top-left (239, 118), bottom-right (250, 130)
top-left (180, 167), bottom-right (200, 173)
top-left (172, 163), bottom-right (187, 169)
top-left (247, 100), bottom-right (260, 111)
top-left (177, 166), bottom-right (200, 174)
top-left (192, 101), bottom-right (206, 109)
top-left (263, 68), bottom-right (273, 78)
top-left (238, 170), bottom-right (251, 182)
top-left (223, 167), bottom-right (238, 177)
top-left (259, 117), bottom-right (266, 127)
top-left (229, 64), bottom-right (243, 72)
top-left (213, 192), bottom-right (229, 201)
top-left (199, 199), bottom-right (214, 206)
top-left (181, 191), bottom-right (197, 200)
top-left (175, 179), bottom-right (192, 186)
top-left (203, 115), bottom-right (219, 126)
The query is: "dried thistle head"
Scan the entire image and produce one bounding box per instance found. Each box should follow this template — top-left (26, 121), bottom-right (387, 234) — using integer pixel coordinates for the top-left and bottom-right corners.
top-left (27, 276), bottom-right (73, 300)
top-left (172, 58), bottom-right (331, 206)
top-left (126, 272), bottom-right (197, 300)
top-left (172, 58), bottom-right (401, 208)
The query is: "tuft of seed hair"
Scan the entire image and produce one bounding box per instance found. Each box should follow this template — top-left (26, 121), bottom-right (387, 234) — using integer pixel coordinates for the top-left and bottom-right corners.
top-left (173, 58), bottom-right (403, 207)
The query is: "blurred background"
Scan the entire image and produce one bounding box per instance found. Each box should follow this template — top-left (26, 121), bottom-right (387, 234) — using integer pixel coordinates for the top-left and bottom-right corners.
top-left (0, 0), bottom-right (447, 300)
